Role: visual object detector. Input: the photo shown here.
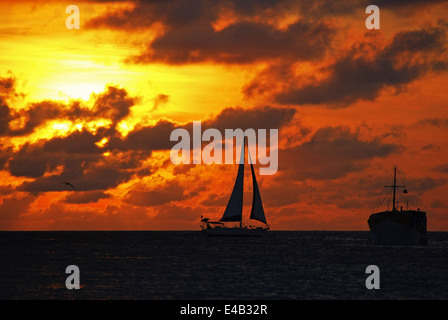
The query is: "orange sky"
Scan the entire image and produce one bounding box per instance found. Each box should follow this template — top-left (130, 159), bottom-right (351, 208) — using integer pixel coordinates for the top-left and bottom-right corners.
top-left (1, 0), bottom-right (448, 231)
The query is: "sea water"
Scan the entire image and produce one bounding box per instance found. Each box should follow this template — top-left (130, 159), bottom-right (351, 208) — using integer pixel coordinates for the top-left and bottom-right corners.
top-left (1, 231), bottom-right (447, 300)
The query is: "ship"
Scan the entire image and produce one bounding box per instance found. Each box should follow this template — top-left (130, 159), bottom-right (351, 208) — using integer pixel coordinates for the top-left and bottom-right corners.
top-left (200, 137), bottom-right (269, 236)
top-left (368, 166), bottom-right (427, 245)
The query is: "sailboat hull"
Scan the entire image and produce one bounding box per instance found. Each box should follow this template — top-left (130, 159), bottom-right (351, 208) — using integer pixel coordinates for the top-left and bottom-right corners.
top-left (202, 227), bottom-right (268, 237)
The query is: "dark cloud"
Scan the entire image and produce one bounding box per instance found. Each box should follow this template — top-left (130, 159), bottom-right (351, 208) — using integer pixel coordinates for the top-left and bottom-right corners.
top-left (8, 141), bottom-right (67, 178)
top-left (152, 94), bottom-right (169, 111)
top-left (0, 97), bottom-right (12, 135)
top-left (288, 0), bottom-right (447, 18)
top-left (91, 86), bottom-right (137, 124)
top-left (4, 79), bottom-right (294, 193)
top-left (85, 0), bottom-right (446, 65)
top-left (2, 73), bottom-right (295, 195)
top-left (85, 1), bottom-right (448, 108)
top-left (203, 105), bottom-right (296, 131)
top-left (43, 130), bottom-right (102, 154)
top-left (0, 73), bottom-right (17, 96)
top-left (0, 146), bottom-right (12, 171)
top-left (87, 0), bottom-right (445, 30)
top-left (64, 190), bottom-right (110, 203)
top-left (5, 86), bottom-right (141, 190)
top-left (86, 0), bottom-right (292, 30)
top-left (416, 118), bottom-right (448, 127)
top-left (17, 160), bottom-right (133, 193)
top-left (124, 181), bottom-right (185, 206)
top-left (87, 0), bottom-right (335, 65)
top-left (152, 203), bottom-right (200, 223)
top-left (112, 119), bottom-right (177, 151)
top-left (1, 85), bottom-right (138, 137)
top-left (132, 20), bottom-right (334, 65)
top-left (274, 25), bottom-right (448, 106)
top-left (0, 195), bottom-right (36, 223)
top-left (0, 74), bottom-right (74, 136)
top-left (0, 74), bottom-right (20, 135)
top-left (110, 105), bottom-right (295, 152)
top-left (403, 177), bottom-right (446, 193)
top-left (434, 162), bottom-right (448, 173)
top-left (280, 126), bottom-right (400, 180)
top-left (9, 137), bottom-right (137, 192)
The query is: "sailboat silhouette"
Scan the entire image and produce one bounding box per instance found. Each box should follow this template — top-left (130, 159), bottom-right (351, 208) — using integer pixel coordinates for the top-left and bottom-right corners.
top-left (201, 137), bottom-right (270, 236)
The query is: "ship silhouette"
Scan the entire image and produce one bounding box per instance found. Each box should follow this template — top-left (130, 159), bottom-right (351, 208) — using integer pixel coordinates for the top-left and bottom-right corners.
top-left (368, 166), bottom-right (427, 245)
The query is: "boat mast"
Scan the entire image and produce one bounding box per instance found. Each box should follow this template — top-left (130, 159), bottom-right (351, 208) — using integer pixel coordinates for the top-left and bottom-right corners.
top-left (240, 136), bottom-right (245, 229)
top-left (385, 166), bottom-right (405, 212)
top-left (392, 166), bottom-right (397, 212)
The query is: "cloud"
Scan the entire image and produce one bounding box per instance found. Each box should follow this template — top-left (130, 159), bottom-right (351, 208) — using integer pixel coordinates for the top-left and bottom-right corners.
top-left (131, 20), bottom-right (334, 65)
top-left (285, 0), bottom-right (447, 18)
top-left (1, 84), bottom-right (139, 137)
top-left (8, 141), bottom-right (68, 178)
top-left (124, 181), bottom-right (185, 206)
top-left (0, 96), bottom-right (71, 137)
top-left (112, 119), bottom-right (178, 152)
top-left (110, 105), bottom-right (295, 152)
top-left (152, 94), bottom-right (169, 111)
top-left (3, 77), bottom-right (295, 194)
top-left (0, 74), bottom-right (16, 95)
top-left (280, 126), bottom-right (400, 180)
top-left (434, 162), bottom-right (448, 173)
top-left (0, 147), bottom-right (11, 171)
top-left (87, 0), bottom-right (335, 65)
top-left (85, 1), bottom-right (448, 108)
top-left (64, 190), bottom-right (110, 204)
top-left (17, 161), bottom-right (133, 193)
top-left (203, 105), bottom-right (296, 131)
top-left (1, 83), bottom-right (145, 192)
top-left (4, 80), bottom-right (294, 194)
top-left (0, 194), bottom-right (36, 224)
top-left (274, 25), bottom-right (448, 106)
top-left (416, 118), bottom-right (448, 127)
top-left (87, 0), bottom-right (444, 31)
top-left (152, 203), bottom-right (200, 223)
top-left (86, 0), bottom-right (295, 30)
top-left (43, 130), bottom-right (102, 154)
top-left (0, 73), bottom-right (21, 135)
top-left (91, 85), bottom-right (138, 125)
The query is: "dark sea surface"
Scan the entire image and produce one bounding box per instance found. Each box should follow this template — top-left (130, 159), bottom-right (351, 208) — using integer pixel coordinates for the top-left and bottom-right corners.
top-left (1, 231), bottom-right (447, 300)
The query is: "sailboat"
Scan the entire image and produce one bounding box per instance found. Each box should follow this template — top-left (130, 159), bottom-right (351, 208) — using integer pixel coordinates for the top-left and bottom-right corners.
top-left (200, 137), bottom-right (270, 236)
top-left (367, 166), bottom-right (427, 245)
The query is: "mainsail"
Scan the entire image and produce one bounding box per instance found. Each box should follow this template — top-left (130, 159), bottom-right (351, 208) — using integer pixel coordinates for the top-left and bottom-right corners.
top-left (220, 140), bottom-right (245, 222)
top-left (220, 138), bottom-right (267, 225)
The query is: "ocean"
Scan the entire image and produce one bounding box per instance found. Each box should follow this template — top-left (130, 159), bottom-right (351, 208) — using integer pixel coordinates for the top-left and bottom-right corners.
top-left (1, 231), bottom-right (447, 300)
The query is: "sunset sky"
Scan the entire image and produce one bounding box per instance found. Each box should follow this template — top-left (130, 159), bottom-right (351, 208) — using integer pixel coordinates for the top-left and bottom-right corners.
top-left (1, 0), bottom-right (448, 230)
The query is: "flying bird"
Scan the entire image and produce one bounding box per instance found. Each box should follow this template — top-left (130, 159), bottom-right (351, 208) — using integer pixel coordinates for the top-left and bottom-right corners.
top-left (61, 181), bottom-right (76, 190)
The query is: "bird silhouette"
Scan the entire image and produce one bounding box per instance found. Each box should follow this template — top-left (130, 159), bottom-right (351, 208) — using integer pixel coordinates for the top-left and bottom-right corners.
top-left (61, 181), bottom-right (76, 190)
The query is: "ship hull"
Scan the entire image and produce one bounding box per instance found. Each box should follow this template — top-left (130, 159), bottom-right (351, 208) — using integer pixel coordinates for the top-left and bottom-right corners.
top-left (368, 211), bottom-right (427, 245)
top-left (202, 226), bottom-right (268, 237)
top-left (370, 221), bottom-right (426, 245)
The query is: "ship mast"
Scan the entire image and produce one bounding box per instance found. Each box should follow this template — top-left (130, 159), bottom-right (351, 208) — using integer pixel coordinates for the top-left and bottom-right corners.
top-left (385, 166), bottom-right (406, 212)
top-left (392, 166), bottom-right (397, 212)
